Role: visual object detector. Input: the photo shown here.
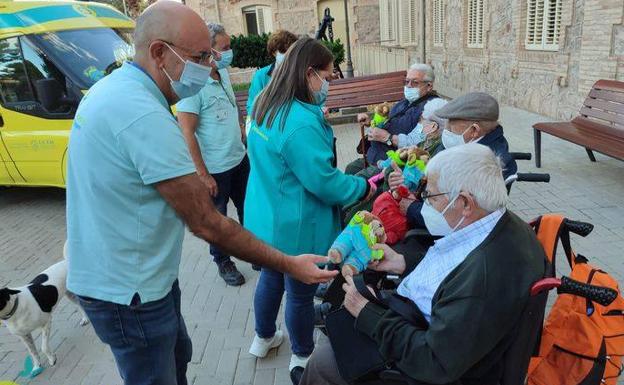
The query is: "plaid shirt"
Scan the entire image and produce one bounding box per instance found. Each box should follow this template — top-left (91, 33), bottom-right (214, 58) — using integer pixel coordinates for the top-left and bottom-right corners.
top-left (397, 208), bottom-right (506, 322)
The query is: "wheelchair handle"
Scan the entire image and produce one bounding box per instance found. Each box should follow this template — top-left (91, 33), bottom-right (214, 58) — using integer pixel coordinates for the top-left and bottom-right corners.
top-left (558, 276), bottom-right (619, 306)
top-left (510, 152), bottom-right (532, 161)
top-left (531, 277), bottom-right (618, 307)
top-left (563, 218), bottom-right (594, 237)
top-left (515, 173), bottom-right (551, 183)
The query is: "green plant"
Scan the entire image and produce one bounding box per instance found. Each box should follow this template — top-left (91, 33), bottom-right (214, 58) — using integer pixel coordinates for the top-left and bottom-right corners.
top-left (322, 39), bottom-right (346, 67)
top-left (231, 34), bottom-right (346, 69)
top-left (231, 34), bottom-right (273, 69)
top-left (232, 82), bottom-right (251, 92)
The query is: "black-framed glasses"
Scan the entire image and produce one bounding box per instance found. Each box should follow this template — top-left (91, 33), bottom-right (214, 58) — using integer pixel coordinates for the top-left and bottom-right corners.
top-left (420, 190), bottom-right (448, 205)
top-left (160, 40), bottom-right (212, 65)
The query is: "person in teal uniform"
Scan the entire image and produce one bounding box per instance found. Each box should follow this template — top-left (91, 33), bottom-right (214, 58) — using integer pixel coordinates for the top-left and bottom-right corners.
top-left (244, 37), bottom-right (376, 381)
top-left (245, 30), bottom-right (298, 121)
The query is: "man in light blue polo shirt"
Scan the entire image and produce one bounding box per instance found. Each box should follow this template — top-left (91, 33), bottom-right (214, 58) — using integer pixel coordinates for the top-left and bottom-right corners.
top-left (178, 23), bottom-right (248, 286)
top-left (66, 3), bottom-right (337, 385)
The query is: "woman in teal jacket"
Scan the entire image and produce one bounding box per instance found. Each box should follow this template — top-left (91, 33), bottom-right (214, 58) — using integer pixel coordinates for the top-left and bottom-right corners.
top-left (245, 30), bottom-right (298, 114)
top-left (244, 38), bottom-right (373, 374)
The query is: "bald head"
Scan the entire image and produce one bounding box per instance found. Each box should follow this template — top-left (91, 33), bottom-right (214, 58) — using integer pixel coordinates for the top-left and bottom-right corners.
top-left (132, 1), bottom-right (212, 104)
top-left (134, 1), bottom-right (210, 59)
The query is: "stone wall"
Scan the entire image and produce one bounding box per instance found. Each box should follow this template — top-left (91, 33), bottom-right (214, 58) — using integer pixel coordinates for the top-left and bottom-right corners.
top-left (185, 0), bottom-right (624, 119)
top-left (424, 0), bottom-right (624, 120)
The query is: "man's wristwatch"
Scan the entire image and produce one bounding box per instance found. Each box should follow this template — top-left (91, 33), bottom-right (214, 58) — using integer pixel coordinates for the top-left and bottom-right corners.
top-left (385, 135), bottom-right (393, 146)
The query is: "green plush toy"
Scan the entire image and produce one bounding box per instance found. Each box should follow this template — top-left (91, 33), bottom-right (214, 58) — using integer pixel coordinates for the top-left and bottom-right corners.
top-left (371, 102), bottom-right (391, 128)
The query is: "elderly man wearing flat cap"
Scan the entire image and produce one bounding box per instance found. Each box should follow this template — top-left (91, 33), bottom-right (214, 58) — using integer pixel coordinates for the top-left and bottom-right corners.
top-left (389, 92), bottom-right (517, 229)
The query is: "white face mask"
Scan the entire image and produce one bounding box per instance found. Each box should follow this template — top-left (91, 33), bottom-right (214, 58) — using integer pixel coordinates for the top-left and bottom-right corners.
top-left (441, 125), bottom-right (477, 149)
top-left (421, 195), bottom-right (465, 236)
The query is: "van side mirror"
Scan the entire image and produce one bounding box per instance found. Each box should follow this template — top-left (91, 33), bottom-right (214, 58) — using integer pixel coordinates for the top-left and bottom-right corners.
top-left (35, 78), bottom-right (76, 112)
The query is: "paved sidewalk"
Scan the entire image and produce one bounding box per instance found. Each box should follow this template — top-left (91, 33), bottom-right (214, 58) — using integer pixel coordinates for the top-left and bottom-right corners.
top-left (0, 105), bottom-right (623, 385)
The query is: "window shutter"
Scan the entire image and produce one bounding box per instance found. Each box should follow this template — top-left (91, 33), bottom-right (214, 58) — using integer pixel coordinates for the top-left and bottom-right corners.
top-left (379, 0), bottom-right (399, 45)
top-left (409, 0), bottom-right (418, 44)
top-left (257, 7), bottom-right (265, 34)
top-left (544, 0), bottom-right (561, 47)
top-left (467, 0), bottom-right (484, 48)
top-left (433, 0), bottom-right (444, 46)
top-left (525, 0), bottom-right (562, 51)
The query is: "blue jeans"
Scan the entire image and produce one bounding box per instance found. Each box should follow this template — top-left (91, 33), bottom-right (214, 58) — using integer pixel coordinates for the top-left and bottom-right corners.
top-left (210, 156), bottom-right (250, 264)
top-left (254, 268), bottom-right (318, 356)
top-left (78, 281), bottom-right (192, 385)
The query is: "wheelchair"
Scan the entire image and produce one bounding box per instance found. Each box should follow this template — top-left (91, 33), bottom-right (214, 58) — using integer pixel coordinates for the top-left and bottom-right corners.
top-left (312, 152), bottom-right (562, 385)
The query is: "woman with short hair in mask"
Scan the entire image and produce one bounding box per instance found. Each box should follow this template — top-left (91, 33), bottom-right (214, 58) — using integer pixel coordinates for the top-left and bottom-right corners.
top-left (246, 30), bottom-right (298, 116)
top-left (244, 37), bottom-right (376, 380)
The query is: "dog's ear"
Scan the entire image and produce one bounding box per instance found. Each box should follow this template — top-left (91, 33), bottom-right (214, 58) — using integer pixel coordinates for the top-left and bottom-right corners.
top-left (0, 288), bottom-right (20, 303)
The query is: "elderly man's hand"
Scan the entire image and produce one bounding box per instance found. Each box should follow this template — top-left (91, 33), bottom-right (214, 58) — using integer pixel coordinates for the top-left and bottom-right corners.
top-left (357, 113), bottom-right (371, 127)
top-left (342, 275), bottom-right (375, 318)
top-left (368, 244), bottom-right (407, 275)
top-left (289, 255), bottom-right (339, 284)
top-left (399, 195), bottom-right (415, 215)
top-left (388, 162), bottom-right (404, 190)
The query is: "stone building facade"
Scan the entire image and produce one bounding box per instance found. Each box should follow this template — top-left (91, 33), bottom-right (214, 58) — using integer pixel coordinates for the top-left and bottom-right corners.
top-left (186, 0), bottom-right (624, 120)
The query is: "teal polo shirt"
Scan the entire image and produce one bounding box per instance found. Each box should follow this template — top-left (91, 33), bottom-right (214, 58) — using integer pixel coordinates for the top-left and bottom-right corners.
top-left (66, 62), bottom-right (196, 305)
top-left (176, 68), bottom-right (245, 174)
top-left (246, 63), bottom-right (273, 114)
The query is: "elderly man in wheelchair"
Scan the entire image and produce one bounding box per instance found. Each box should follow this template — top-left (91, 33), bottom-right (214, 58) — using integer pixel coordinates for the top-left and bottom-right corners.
top-left (299, 143), bottom-right (547, 385)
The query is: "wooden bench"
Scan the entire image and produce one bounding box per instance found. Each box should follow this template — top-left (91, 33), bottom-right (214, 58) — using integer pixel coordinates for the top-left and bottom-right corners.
top-left (235, 70), bottom-right (407, 116)
top-left (533, 79), bottom-right (624, 167)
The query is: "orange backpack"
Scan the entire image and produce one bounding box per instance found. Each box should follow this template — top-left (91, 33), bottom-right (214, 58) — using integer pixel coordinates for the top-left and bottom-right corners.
top-left (528, 215), bottom-right (624, 385)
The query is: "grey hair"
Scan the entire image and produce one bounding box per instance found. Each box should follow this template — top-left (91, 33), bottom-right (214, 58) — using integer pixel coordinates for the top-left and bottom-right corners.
top-left (426, 143), bottom-right (508, 212)
top-left (207, 22), bottom-right (227, 44)
top-left (409, 63), bottom-right (435, 82)
top-left (421, 98), bottom-right (448, 130)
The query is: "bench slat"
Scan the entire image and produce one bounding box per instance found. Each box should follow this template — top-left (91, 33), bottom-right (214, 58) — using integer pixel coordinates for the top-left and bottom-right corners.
top-left (579, 106), bottom-right (624, 126)
top-left (235, 71), bottom-right (407, 116)
top-left (594, 79), bottom-right (624, 93)
top-left (583, 97), bottom-right (624, 116)
top-left (588, 88), bottom-right (624, 105)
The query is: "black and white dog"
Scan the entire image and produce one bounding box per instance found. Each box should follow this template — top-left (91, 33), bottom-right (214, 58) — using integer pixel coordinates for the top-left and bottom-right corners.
top-left (0, 245), bottom-right (88, 374)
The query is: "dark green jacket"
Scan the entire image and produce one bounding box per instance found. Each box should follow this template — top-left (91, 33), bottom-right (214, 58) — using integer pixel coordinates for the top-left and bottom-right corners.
top-left (355, 211), bottom-right (545, 385)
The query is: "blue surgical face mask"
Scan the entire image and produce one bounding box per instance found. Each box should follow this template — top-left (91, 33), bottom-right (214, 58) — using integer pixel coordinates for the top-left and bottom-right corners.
top-left (404, 86), bottom-right (420, 103)
top-left (275, 52), bottom-right (286, 66)
top-left (162, 43), bottom-right (211, 99)
top-left (411, 122), bottom-right (426, 144)
top-left (312, 70), bottom-right (329, 105)
top-left (215, 49), bottom-right (233, 69)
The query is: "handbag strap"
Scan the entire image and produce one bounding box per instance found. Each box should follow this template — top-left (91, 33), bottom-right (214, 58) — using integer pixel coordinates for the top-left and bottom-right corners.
top-left (353, 275), bottom-right (384, 306)
top-left (353, 276), bottom-right (429, 328)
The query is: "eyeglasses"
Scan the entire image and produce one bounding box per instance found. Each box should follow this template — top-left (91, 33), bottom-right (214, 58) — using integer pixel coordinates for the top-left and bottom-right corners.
top-left (404, 79), bottom-right (429, 87)
top-left (420, 190), bottom-right (448, 205)
top-left (160, 40), bottom-right (213, 65)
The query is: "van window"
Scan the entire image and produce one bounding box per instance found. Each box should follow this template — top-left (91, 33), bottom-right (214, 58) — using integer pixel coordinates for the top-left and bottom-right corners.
top-left (28, 28), bottom-right (134, 89)
top-left (0, 37), bottom-right (36, 104)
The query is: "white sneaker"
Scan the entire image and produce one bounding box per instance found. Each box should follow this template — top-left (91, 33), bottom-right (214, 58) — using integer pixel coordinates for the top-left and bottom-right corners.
top-left (289, 354), bottom-right (310, 372)
top-left (249, 330), bottom-right (284, 358)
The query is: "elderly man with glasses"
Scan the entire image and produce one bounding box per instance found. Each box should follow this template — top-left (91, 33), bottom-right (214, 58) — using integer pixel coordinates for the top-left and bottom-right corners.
top-left (344, 63), bottom-right (440, 179)
top-left (300, 143), bottom-right (545, 385)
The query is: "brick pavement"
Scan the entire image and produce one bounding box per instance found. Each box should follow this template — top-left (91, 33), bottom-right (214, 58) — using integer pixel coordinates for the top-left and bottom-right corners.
top-left (0, 105), bottom-right (623, 385)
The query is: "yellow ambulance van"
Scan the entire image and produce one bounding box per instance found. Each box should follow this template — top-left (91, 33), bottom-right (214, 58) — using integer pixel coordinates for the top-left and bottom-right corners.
top-left (0, 1), bottom-right (134, 187)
